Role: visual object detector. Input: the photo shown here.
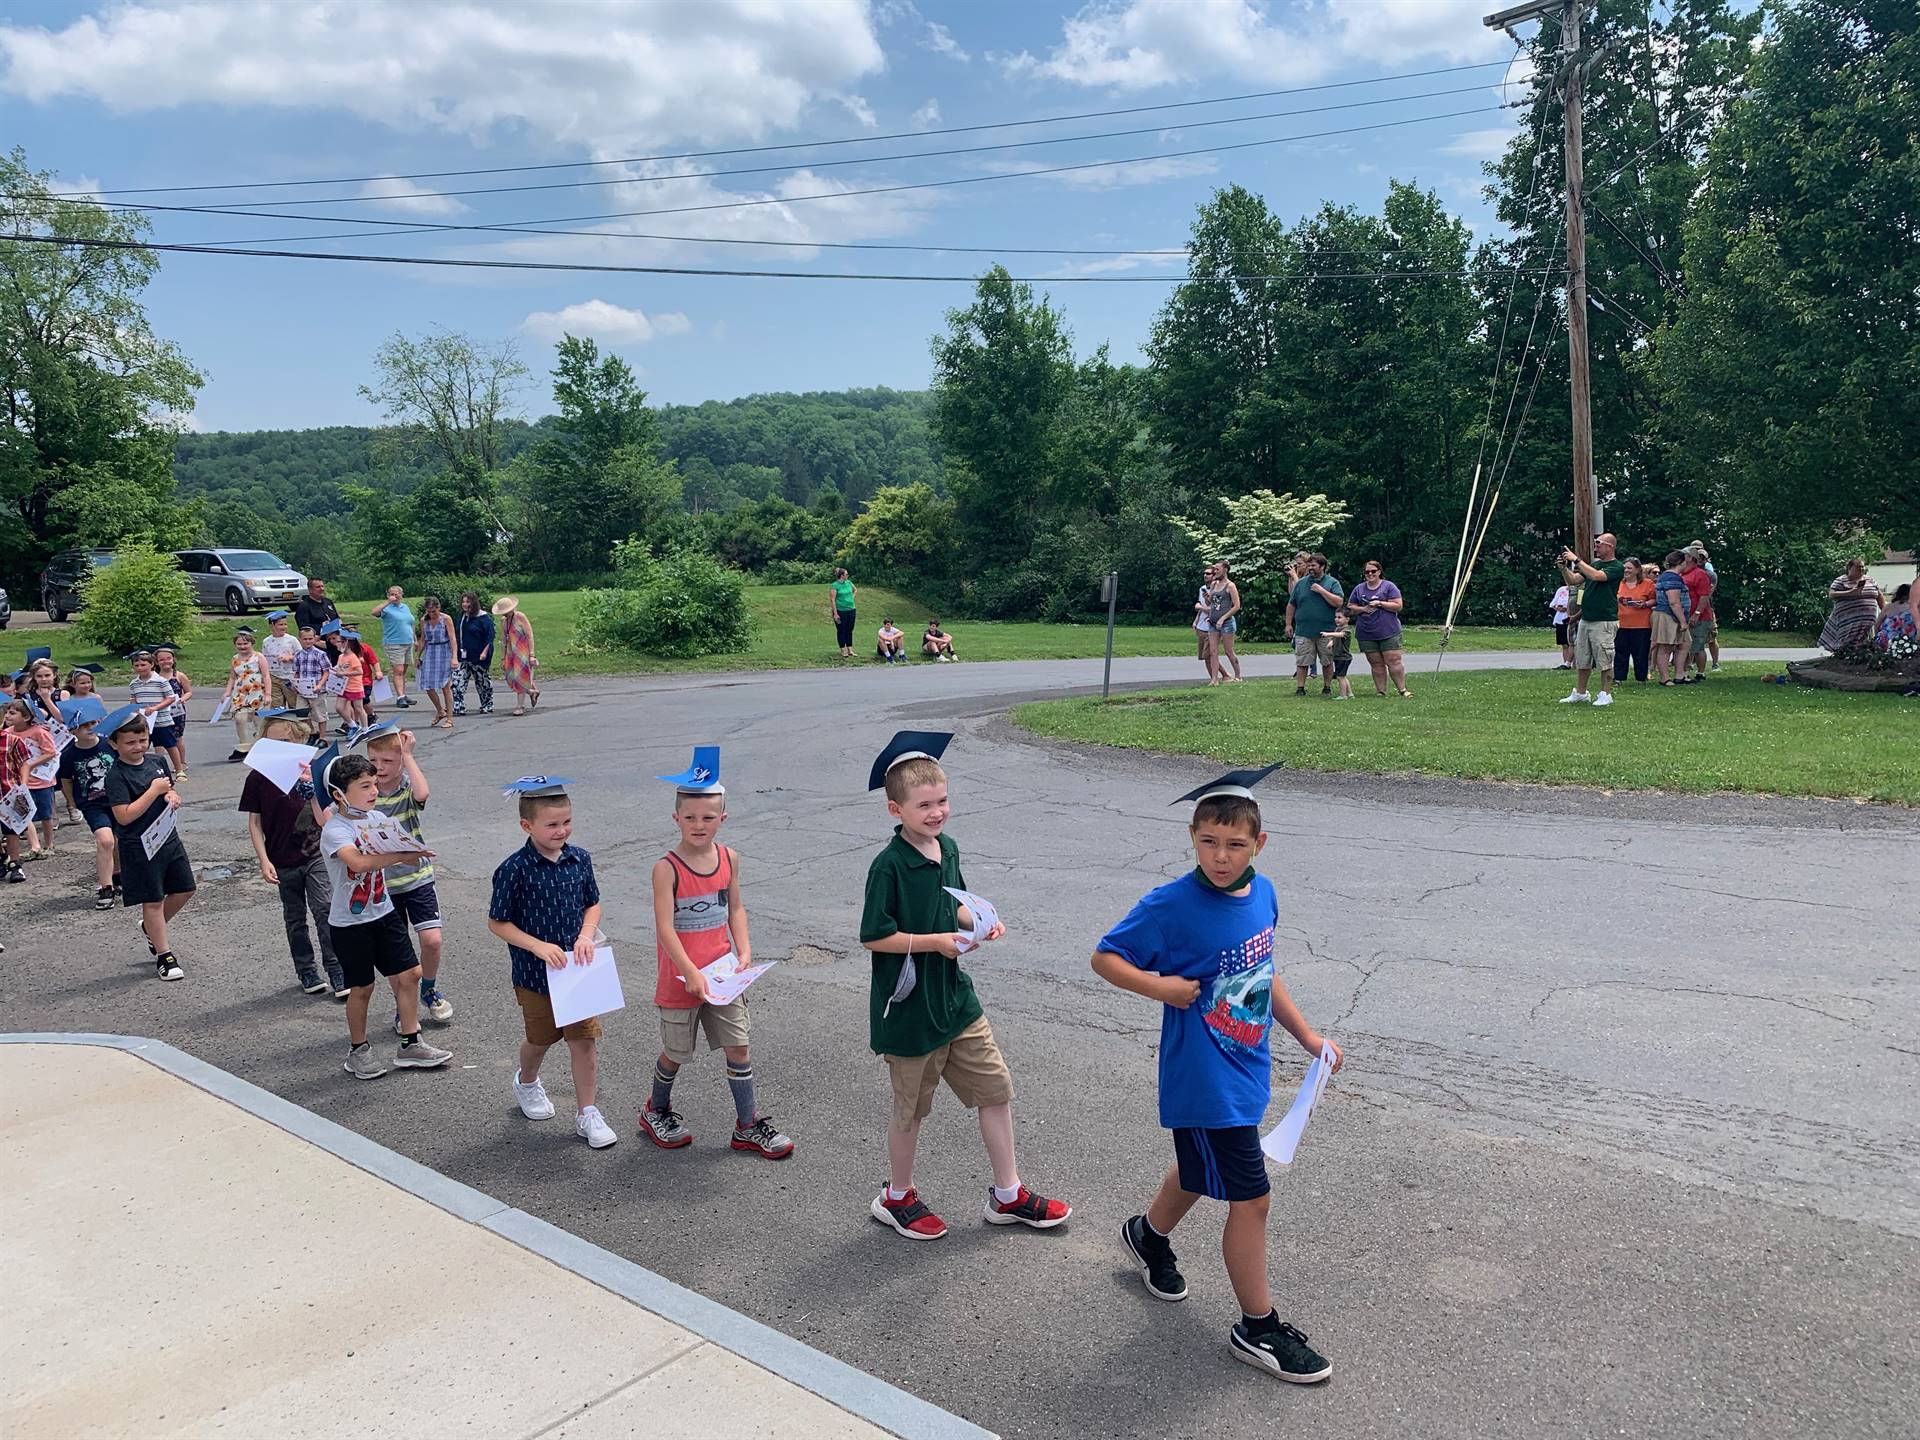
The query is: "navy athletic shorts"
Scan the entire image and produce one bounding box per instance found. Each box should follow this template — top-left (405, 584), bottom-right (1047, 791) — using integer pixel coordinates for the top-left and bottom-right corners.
top-left (1173, 1124), bottom-right (1270, 1202)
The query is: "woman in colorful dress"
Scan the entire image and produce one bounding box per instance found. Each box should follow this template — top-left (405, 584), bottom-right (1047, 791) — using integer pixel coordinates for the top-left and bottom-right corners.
top-left (414, 593), bottom-right (457, 730)
top-left (493, 596), bottom-right (541, 716)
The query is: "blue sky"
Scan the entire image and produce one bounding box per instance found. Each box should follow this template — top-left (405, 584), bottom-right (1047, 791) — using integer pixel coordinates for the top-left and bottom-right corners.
top-left (3, 1), bottom-right (1527, 432)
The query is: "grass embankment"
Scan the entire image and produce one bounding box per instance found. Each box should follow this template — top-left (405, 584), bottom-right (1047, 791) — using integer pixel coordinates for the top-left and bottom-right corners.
top-left (1, 583), bottom-right (1806, 688)
top-left (1011, 663), bottom-right (1919, 804)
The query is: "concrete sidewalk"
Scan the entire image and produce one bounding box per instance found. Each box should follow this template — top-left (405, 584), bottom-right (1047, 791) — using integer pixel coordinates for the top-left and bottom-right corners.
top-left (0, 1036), bottom-right (993, 1440)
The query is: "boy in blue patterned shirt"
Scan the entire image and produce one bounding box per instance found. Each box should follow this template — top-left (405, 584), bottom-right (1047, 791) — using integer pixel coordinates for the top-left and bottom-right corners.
top-left (487, 777), bottom-right (616, 1150)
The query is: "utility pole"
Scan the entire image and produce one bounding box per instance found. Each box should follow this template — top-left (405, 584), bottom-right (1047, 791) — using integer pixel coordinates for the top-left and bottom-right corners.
top-left (1485, 0), bottom-right (1602, 558)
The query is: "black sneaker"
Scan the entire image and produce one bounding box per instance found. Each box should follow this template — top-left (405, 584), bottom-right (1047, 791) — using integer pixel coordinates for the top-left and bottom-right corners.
top-left (155, 953), bottom-right (185, 982)
top-left (1122, 1215), bottom-right (1187, 1302)
top-left (1229, 1319), bottom-right (1331, 1384)
top-left (299, 975), bottom-right (330, 995)
top-left (1293, 686), bottom-right (1306, 696)
top-left (95, 886), bottom-right (115, 910)
top-left (5, 863), bottom-right (24, 884)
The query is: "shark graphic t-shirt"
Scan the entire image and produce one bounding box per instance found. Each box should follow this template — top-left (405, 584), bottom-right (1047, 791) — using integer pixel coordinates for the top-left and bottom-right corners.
top-left (1097, 871), bottom-right (1279, 1130)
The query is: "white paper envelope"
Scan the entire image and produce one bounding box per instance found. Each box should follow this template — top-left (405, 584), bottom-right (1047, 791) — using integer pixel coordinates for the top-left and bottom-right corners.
top-left (548, 945), bottom-right (626, 1028)
top-left (208, 696), bottom-right (230, 726)
top-left (370, 677), bottom-right (395, 703)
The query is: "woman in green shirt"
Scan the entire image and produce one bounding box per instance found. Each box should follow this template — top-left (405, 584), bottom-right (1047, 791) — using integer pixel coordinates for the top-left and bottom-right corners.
top-left (829, 568), bottom-right (858, 658)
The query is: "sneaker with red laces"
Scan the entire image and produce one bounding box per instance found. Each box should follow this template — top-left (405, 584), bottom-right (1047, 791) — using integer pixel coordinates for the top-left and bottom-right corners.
top-left (870, 1186), bottom-right (947, 1241)
top-left (984, 1185), bottom-right (1071, 1229)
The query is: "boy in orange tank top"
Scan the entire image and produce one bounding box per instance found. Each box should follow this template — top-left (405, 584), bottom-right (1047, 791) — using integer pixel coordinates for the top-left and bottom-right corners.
top-left (637, 746), bottom-right (794, 1159)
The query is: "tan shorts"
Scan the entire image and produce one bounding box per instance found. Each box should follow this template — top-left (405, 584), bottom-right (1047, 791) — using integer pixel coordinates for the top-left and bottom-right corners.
top-left (515, 986), bottom-right (603, 1047)
top-left (1293, 634), bottom-right (1334, 666)
top-left (268, 675), bottom-right (301, 713)
top-left (1650, 612), bottom-right (1689, 648)
top-left (882, 1015), bottom-right (1014, 1131)
top-left (658, 999), bottom-right (750, 1064)
top-left (383, 645), bottom-right (412, 673)
top-left (1574, 619), bottom-right (1616, 671)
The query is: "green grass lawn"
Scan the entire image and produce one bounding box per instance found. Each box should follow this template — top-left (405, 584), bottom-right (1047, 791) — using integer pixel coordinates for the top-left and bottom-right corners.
top-left (0, 583), bottom-right (1810, 689)
top-left (1012, 663), bottom-right (1920, 804)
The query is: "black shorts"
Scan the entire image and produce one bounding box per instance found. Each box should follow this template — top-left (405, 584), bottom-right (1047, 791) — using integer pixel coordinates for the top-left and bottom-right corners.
top-left (392, 880), bottom-right (442, 933)
top-left (150, 722), bottom-right (180, 750)
top-left (119, 835), bottom-right (196, 906)
top-left (1553, 620), bottom-right (1569, 645)
top-left (332, 910), bottom-right (418, 988)
top-left (80, 803), bottom-right (114, 835)
top-left (1174, 1125), bottom-right (1270, 1203)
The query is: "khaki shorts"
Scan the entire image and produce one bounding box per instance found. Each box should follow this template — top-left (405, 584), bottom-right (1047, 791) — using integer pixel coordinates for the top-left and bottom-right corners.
top-left (1650, 611), bottom-right (1689, 648)
top-left (515, 986), bottom-right (603, 1047)
top-left (1574, 619), bottom-right (1616, 672)
top-left (383, 645), bottom-right (412, 673)
top-left (883, 1015), bottom-right (1014, 1131)
top-left (658, 999), bottom-right (750, 1063)
top-left (1292, 634), bottom-right (1334, 666)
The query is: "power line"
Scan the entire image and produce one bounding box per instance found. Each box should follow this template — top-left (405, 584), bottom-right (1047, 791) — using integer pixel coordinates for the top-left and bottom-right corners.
top-left (54, 59), bottom-right (1520, 201)
top-left (33, 105), bottom-right (1507, 235)
top-left (7, 231), bottom-right (1560, 285)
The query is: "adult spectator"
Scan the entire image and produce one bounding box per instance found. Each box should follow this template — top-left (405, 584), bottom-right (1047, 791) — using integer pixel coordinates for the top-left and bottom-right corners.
top-left (1557, 533), bottom-right (1624, 707)
top-left (1191, 565), bottom-right (1215, 681)
top-left (1548, 581), bottom-right (1574, 669)
top-left (293, 578), bottom-right (341, 658)
top-left (829, 568), bottom-right (858, 658)
top-left (1613, 558), bottom-right (1656, 684)
top-left (1348, 559), bottom-right (1410, 698)
top-left (1874, 584), bottom-right (1917, 651)
top-left (451, 590), bottom-right (495, 717)
top-left (1819, 558), bottom-right (1880, 653)
top-left (1206, 561), bottom-right (1244, 684)
top-left (1285, 553), bottom-right (1344, 697)
top-left (1680, 551), bottom-right (1715, 684)
top-left (922, 619), bottom-right (957, 662)
top-left (1688, 540), bottom-right (1722, 669)
top-left (494, 596), bottom-right (541, 716)
top-left (414, 593), bottom-right (457, 730)
top-left (1651, 551), bottom-right (1692, 685)
top-left (371, 586), bottom-right (416, 709)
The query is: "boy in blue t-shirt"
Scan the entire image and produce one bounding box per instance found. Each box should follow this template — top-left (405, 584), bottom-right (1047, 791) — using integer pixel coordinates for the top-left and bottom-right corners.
top-left (1092, 765), bottom-right (1343, 1386)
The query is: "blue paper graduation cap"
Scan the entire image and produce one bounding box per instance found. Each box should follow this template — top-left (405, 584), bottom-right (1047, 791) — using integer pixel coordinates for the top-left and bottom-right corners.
top-left (1172, 763), bottom-right (1284, 806)
top-left (868, 730), bottom-right (953, 791)
top-left (657, 745), bottom-right (723, 795)
top-left (353, 719), bottom-right (402, 745)
top-left (265, 609), bottom-right (292, 622)
top-left (7, 670), bottom-right (25, 682)
top-left (59, 696), bottom-right (107, 728)
top-left (318, 620), bottom-right (342, 637)
top-left (71, 663), bottom-right (105, 675)
top-left (501, 775), bottom-right (573, 799)
top-left (24, 646), bottom-right (51, 664)
top-left (99, 703), bottom-right (148, 739)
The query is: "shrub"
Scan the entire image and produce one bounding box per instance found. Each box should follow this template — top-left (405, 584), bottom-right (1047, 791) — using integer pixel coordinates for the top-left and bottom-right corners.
top-left (761, 559), bottom-right (834, 586)
top-left (575, 550), bottom-right (753, 659)
top-left (73, 542), bottom-right (197, 654)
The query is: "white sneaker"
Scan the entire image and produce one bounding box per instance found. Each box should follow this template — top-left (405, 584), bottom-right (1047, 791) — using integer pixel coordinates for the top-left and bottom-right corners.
top-left (514, 1071), bottom-right (556, 1120)
top-left (576, 1106), bottom-right (618, 1148)
top-left (1592, 691), bottom-right (1614, 707)
top-left (1559, 690), bottom-right (1590, 703)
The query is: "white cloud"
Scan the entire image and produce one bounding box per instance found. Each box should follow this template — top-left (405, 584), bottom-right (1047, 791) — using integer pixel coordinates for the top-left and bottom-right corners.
top-left (911, 99), bottom-right (942, 129)
top-left (1441, 127), bottom-right (1520, 161)
top-left (838, 94), bottom-right (878, 129)
top-left (520, 299), bottom-right (690, 347)
top-left (356, 177), bottom-right (467, 216)
top-left (974, 154), bottom-right (1220, 190)
top-left (1003, 0), bottom-right (1508, 91)
top-left (0, 1), bottom-right (885, 147)
top-left (924, 21), bottom-right (970, 62)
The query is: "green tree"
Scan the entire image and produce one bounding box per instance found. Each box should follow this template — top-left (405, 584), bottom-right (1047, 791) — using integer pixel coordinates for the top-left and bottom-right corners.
top-left (0, 146), bottom-right (203, 586)
top-left (837, 482), bottom-right (956, 588)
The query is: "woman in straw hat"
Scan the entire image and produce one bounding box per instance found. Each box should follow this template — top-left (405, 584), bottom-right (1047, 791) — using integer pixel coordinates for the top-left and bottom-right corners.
top-left (493, 596), bottom-right (541, 716)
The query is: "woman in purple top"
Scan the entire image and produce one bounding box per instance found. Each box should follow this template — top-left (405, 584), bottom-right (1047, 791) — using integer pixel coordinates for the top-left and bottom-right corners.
top-left (1347, 560), bottom-right (1411, 698)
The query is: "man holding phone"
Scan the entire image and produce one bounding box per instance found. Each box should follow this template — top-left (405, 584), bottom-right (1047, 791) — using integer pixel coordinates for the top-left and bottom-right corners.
top-left (1558, 533), bottom-right (1624, 707)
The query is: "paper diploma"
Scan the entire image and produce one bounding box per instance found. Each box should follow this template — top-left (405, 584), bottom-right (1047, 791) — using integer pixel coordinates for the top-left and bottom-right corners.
top-left (370, 676), bottom-right (395, 703)
top-left (942, 886), bottom-right (999, 954)
top-left (547, 944), bottom-right (627, 1028)
top-left (242, 737), bottom-right (312, 795)
top-left (1261, 1044), bottom-right (1336, 1166)
top-left (0, 786), bottom-right (32, 835)
top-left (684, 951), bottom-right (778, 1006)
top-left (140, 800), bottom-right (178, 860)
top-left (208, 695), bottom-right (231, 726)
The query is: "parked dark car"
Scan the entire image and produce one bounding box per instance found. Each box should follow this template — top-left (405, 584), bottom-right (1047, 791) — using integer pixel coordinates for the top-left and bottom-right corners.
top-left (174, 548), bottom-right (307, 615)
top-left (39, 549), bottom-right (116, 623)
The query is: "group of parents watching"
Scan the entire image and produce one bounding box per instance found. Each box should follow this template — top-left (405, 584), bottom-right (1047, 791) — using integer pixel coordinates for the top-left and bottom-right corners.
top-left (1184, 552), bottom-right (1410, 698)
top-left (1822, 557), bottom-right (1920, 655)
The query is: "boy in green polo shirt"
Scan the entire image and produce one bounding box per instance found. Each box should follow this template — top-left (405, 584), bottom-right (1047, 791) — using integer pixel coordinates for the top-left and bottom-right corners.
top-left (859, 730), bottom-right (1072, 1242)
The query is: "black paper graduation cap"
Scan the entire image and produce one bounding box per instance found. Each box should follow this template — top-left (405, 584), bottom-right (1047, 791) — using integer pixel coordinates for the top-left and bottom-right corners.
top-left (501, 775), bottom-right (573, 799)
top-left (658, 745), bottom-right (723, 795)
top-left (124, 647), bottom-right (154, 661)
top-left (71, 663), bottom-right (105, 675)
top-left (1171, 763), bottom-right (1284, 806)
top-left (24, 646), bottom-right (51, 664)
top-left (868, 730), bottom-right (953, 791)
top-left (256, 705), bottom-right (311, 723)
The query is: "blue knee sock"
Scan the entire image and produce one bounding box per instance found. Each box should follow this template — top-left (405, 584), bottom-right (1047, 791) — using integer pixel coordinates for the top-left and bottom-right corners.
top-left (726, 1062), bottom-right (757, 1127)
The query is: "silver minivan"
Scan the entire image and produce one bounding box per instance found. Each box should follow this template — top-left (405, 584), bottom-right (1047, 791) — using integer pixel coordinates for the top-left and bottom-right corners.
top-left (174, 548), bottom-right (308, 615)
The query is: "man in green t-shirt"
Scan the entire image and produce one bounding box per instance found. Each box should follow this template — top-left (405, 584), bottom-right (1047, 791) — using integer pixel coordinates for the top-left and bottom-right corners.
top-left (1284, 554), bottom-right (1345, 696)
top-left (1558, 533), bottom-right (1625, 706)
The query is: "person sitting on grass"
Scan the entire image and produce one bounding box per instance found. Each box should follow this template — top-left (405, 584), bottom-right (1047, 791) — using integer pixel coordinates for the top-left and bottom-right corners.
top-left (922, 619), bottom-right (957, 662)
top-left (877, 618), bottom-right (907, 666)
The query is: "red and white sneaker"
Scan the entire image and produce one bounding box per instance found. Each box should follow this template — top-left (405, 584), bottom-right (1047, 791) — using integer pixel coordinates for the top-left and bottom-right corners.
top-left (984, 1185), bottom-right (1071, 1229)
top-left (870, 1186), bottom-right (948, 1241)
top-left (637, 1104), bottom-right (692, 1149)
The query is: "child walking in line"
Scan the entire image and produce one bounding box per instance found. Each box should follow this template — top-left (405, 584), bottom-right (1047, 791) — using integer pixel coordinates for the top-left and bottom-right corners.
top-left (490, 776), bottom-right (616, 1149)
top-left (240, 706), bottom-right (344, 998)
top-left (218, 628), bottom-right (270, 762)
top-left (1, 699), bottom-right (48, 875)
top-left (368, 724), bottom-right (453, 1023)
top-left (1092, 765), bottom-right (1343, 1385)
top-left (56, 697), bottom-right (119, 909)
top-left (101, 704), bottom-right (194, 981)
top-left (859, 730), bottom-right (1071, 1241)
top-left (65, 665), bottom-right (102, 703)
top-left (153, 644), bottom-right (192, 777)
top-left (332, 630), bottom-right (369, 732)
top-left (6, 697), bottom-right (60, 859)
top-left (292, 626), bottom-right (332, 744)
top-left (636, 746), bottom-right (794, 1159)
top-left (262, 610), bottom-right (302, 712)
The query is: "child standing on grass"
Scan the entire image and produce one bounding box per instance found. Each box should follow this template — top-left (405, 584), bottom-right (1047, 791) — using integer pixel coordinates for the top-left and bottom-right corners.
top-left (239, 707), bottom-right (344, 999)
top-left (315, 749), bottom-right (452, 1080)
top-left (218, 628), bottom-right (270, 762)
top-left (153, 644), bottom-right (192, 777)
top-left (859, 730), bottom-right (1071, 1240)
top-left (490, 776), bottom-right (616, 1149)
top-left (56, 697), bottom-right (119, 909)
top-left (637, 747), bottom-right (794, 1159)
top-left (1092, 765), bottom-right (1343, 1385)
top-left (368, 724), bottom-right (453, 1023)
top-left (101, 705), bottom-right (193, 981)
top-left (1327, 612), bottom-right (1355, 701)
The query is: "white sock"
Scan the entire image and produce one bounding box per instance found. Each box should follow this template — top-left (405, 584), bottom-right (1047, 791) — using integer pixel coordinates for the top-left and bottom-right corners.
top-left (992, 1182), bottom-right (1022, 1204)
top-left (1144, 1215), bottom-right (1170, 1239)
top-left (887, 1184), bottom-right (910, 1201)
